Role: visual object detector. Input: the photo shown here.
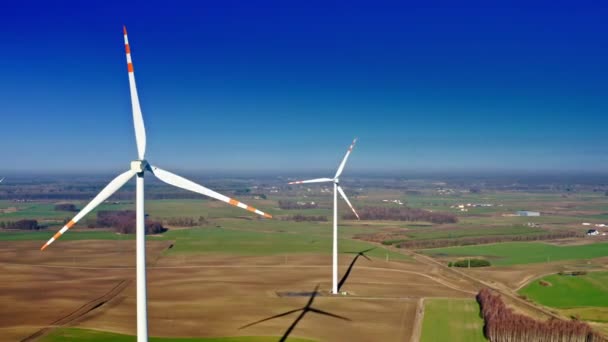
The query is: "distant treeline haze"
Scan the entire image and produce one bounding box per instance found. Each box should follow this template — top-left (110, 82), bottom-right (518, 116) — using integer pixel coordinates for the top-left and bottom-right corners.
top-left (94, 210), bottom-right (166, 235)
top-left (0, 219), bottom-right (43, 230)
top-left (343, 206), bottom-right (457, 224)
top-left (280, 214), bottom-right (328, 222)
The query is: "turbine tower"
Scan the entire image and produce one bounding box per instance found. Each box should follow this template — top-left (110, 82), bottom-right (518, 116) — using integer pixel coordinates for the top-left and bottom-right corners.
top-left (288, 139), bottom-right (359, 294)
top-left (40, 26), bottom-right (272, 342)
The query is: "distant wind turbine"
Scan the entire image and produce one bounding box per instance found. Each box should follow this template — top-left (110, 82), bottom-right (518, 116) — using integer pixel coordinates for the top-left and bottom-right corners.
top-left (40, 26), bottom-right (272, 342)
top-left (288, 139), bottom-right (360, 294)
top-left (0, 177), bottom-right (4, 183)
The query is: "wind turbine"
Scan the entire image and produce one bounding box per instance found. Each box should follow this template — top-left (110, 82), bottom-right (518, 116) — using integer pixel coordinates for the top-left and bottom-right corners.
top-left (288, 139), bottom-right (359, 294)
top-left (0, 177), bottom-right (4, 183)
top-left (40, 26), bottom-right (272, 342)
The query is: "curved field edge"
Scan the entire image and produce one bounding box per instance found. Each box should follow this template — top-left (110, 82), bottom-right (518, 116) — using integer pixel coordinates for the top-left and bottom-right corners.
top-left (420, 241), bottom-right (608, 266)
top-left (519, 271), bottom-right (608, 322)
top-left (420, 298), bottom-right (487, 342)
top-left (40, 328), bottom-right (316, 342)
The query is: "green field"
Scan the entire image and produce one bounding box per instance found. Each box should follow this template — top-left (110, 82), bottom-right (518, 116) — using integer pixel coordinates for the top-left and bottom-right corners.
top-left (420, 298), bottom-right (487, 342)
top-left (162, 227), bottom-right (408, 260)
top-left (0, 222), bottom-right (408, 261)
top-left (519, 272), bottom-right (608, 322)
top-left (422, 242), bottom-right (608, 266)
top-left (41, 328), bottom-right (314, 342)
top-left (404, 225), bottom-right (546, 241)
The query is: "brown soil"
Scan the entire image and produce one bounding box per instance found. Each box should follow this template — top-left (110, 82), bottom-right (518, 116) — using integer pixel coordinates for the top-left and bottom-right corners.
top-left (0, 241), bottom-right (476, 342)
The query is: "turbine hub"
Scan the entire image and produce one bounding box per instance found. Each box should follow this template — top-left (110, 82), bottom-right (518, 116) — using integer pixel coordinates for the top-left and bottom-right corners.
top-left (130, 160), bottom-right (149, 174)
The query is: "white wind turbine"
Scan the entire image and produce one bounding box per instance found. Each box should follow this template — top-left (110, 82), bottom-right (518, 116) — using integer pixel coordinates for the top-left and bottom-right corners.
top-left (288, 139), bottom-right (360, 294)
top-left (40, 26), bottom-right (272, 342)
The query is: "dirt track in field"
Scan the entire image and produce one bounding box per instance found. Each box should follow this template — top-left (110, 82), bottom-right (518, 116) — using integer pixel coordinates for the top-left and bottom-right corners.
top-left (0, 240), bottom-right (479, 341)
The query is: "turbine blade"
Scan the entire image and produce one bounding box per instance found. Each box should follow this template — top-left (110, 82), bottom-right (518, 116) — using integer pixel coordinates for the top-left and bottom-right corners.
top-left (337, 186), bottom-right (359, 220)
top-left (0, 177), bottom-right (4, 183)
top-left (309, 308), bottom-right (351, 321)
top-left (239, 308), bottom-right (302, 329)
top-left (123, 26), bottom-right (147, 159)
top-left (288, 178), bottom-right (333, 185)
top-left (150, 166), bottom-right (272, 218)
top-left (334, 138), bottom-right (357, 178)
top-left (40, 170), bottom-right (136, 250)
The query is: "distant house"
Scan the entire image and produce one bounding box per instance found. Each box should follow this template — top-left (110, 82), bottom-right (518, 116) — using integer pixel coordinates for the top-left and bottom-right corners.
top-left (517, 211), bottom-right (540, 217)
top-left (587, 229), bottom-right (600, 236)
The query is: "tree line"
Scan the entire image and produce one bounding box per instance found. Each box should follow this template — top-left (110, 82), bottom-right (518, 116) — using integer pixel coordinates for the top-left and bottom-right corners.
top-left (54, 203), bottom-right (78, 212)
top-left (343, 206), bottom-right (457, 224)
top-left (0, 219), bottom-right (43, 230)
top-left (95, 210), bottom-right (166, 235)
top-left (280, 214), bottom-right (328, 222)
top-left (392, 231), bottom-right (579, 249)
top-left (477, 288), bottom-right (603, 342)
top-left (162, 216), bottom-right (208, 227)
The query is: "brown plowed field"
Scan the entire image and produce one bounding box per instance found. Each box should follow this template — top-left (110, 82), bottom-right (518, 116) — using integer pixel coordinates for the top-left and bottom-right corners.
top-left (0, 241), bottom-right (477, 341)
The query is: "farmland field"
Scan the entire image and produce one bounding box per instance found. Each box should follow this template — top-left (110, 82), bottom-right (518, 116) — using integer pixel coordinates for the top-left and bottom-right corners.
top-left (420, 298), bottom-right (486, 342)
top-left (421, 242), bottom-right (608, 266)
top-left (3, 180), bottom-right (608, 340)
top-left (519, 272), bottom-right (608, 322)
top-left (42, 328), bottom-right (315, 341)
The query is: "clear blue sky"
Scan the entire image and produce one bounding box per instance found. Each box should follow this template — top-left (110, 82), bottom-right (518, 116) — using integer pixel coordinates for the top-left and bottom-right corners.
top-left (1, 1), bottom-right (607, 174)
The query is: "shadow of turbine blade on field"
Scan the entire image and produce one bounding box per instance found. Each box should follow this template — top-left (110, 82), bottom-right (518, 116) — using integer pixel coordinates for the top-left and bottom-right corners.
top-left (240, 284), bottom-right (350, 342)
top-left (338, 247), bottom-right (375, 291)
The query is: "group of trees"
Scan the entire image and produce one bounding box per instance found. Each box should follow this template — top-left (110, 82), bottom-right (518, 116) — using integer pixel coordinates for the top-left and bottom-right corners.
top-left (449, 259), bottom-right (491, 267)
top-left (162, 216), bottom-right (208, 227)
top-left (343, 206), bottom-right (457, 224)
top-left (0, 219), bottom-right (42, 230)
top-left (477, 288), bottom-right (603, 342)
top-left (394, 231), bottom-right (579, 250)
top-left (278, 200), bottom-right (318, 210)
top-left (54, 203), bottom-right (78, 212)
top-left (281, 214), bottom-right (328, 222)
top-left (95, 210), bottom-right (166, 235)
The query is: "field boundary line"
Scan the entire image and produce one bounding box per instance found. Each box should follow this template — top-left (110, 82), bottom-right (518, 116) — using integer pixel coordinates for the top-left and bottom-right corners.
top-left (409, 297), bottom-right (425, 342)
top-left (20, 279), bottom-right (131, 342)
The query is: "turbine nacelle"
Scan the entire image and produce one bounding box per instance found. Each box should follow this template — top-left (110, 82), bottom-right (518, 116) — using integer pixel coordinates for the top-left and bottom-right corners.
top-left (130, 160), bottom-right (149, 174)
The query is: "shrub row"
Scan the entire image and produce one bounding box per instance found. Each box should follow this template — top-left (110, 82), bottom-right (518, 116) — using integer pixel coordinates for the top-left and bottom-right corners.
top-left (342, 206), bottom-right (457, 224)
top-left (477, 288), bottom-right (603, 342)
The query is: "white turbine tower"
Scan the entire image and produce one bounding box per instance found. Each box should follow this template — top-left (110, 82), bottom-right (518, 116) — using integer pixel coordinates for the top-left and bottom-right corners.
top-left (40, 26), bottom-right (272, 342)
top-left (288, 139), bottom-right (360, 294)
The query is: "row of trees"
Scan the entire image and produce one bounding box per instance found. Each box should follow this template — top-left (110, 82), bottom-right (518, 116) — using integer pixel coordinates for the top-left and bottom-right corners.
top-left (95, 210), bottom-right (166, 235)
top-left (278, 200), bottom-right (318, 210)
top-left (343, 206), bottom-right (457, 224)
top-left (393, 231), bottom-right (579, 249)
top-left (0, 219), bottom-right (42, 230)
top-left (449, 258), bottom-right (491, 267)
top-left (162, 216), bottom-right (208, 227)
top-left (477, 288), bottom-right (603, 342)
top-left (54, 203), bottom-right (78, 212)
top-left (280, 214), bottom-right (328, 222)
